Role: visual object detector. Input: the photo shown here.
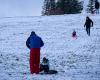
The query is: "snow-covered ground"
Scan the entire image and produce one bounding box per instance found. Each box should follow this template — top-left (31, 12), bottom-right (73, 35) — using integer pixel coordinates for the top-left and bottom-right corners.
top-left (0, 13), bottom-right (100, 80)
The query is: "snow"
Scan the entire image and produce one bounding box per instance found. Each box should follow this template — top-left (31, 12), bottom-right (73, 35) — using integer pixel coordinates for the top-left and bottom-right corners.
top-left (0, 13), bottom-right (100, 80)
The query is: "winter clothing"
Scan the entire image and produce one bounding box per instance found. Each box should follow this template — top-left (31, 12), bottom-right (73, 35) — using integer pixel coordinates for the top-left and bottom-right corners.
top-left (84, 17), bottom-right (93, 36)
top-left (95, 0), bottom-right (100, 14)
top-left (95, 0), bottom-right (100, 9)
top-left (40, 57), bottom-right (50, 73)
top-left (30, 48), bottom-right (40, 74)
top-left (84, 17), bottom-right (93, 28)
top-left (72, 30), bottom-right (77, 38)
top-left (26, 31), bottom-right (44, 74)
top-left (40, 57), bottom-right (58, 74)
top-left (26, 32), bottom-right (44, 49)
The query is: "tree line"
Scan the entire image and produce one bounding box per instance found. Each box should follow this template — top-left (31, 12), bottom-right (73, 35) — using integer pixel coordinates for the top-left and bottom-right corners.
top-left (42, 0), bottom-right (83, 15)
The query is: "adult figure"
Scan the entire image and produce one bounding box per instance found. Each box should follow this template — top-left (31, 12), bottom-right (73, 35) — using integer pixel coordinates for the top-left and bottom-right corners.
top-left (26, 31), bottom-right (44, 74)
top-left (84, 16), bottom-right (93, 36)
top-left (95, 0), bottom-right (100, 14)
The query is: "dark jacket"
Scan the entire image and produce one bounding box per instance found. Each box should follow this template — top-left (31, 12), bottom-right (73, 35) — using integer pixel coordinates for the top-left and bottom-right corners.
top-left (84, 17), bottom-right (93, 28)
top-left (95, 1), bottom-right (100, 9)
top-left (40, 57), bottom-right (49, 72)
top-left (26, 34), bottom-right (44, 49)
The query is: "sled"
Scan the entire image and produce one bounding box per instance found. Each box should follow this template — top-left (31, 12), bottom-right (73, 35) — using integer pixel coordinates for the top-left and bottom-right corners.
top-left (39, 70), bottom-right (58, 75)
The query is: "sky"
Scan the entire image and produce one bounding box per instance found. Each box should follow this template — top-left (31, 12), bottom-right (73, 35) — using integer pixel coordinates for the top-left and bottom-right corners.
top-left (0, 0), bottom-right (43, 17)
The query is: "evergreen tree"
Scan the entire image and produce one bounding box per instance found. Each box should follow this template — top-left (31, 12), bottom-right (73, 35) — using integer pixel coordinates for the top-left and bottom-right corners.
top-left (42, 0), bottom-right (83, 15)
top-left (49, 0), bottom-right (56, 15)
top-left (56, 0), bottom-right (83, 14)
top-left (42, 0), bottom-right (49, 15)
top-left (87, 0), bottom-right (95, 13)
top-left (42, 0), bottom-right (56, 15)
top-left (55, 0), bottom-right (65, 14)
top-left (64, 0), bottom-right (83, 14)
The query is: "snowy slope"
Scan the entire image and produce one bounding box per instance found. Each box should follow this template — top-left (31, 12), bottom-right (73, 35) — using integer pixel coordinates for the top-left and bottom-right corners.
top-left (0, 13), bottom-right (100, 80)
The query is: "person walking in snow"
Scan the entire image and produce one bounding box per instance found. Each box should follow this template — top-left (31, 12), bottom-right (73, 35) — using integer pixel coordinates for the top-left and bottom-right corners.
top-left (84, 16), bottom-right (93, 36)
top-left (26, 31), bottom-right (44, 74)
top-left (72, 30), bottom-right (77, 38)
top-left (95, 0), bottom-right (100, 14)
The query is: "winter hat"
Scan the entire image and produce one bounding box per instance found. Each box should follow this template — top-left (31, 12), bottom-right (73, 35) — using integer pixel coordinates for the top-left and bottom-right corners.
top-left (43, 57), bottom-right (48, 62)
top-left (31, 31), bottom-right (35, 35)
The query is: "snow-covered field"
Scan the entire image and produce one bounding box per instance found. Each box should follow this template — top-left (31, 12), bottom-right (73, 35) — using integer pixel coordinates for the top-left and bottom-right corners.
top-left (0, 14), bottom-right (100, 80)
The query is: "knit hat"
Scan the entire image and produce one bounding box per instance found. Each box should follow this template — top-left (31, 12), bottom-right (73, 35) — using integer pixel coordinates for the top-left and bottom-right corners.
top-left (30, 31), bottom-right (36, 36)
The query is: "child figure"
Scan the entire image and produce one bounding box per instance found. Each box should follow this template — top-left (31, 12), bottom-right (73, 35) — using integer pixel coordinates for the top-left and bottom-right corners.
top-left (40, 57), bottom-right (58, 74)
top-left (72, 30), bottom-right (77, 38)
top-left (40, 57), bottom-right (50, 73)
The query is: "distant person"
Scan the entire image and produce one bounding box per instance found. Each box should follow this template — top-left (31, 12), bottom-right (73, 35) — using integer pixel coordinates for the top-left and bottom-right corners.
top-left (84, 16), bottom-right (93, 36)
top-left (95, 0), bottom-right (100, 14)
top-left (26, 31), bottom-right (44, 74)
top-left (72, 30), bottom-right (77, 38)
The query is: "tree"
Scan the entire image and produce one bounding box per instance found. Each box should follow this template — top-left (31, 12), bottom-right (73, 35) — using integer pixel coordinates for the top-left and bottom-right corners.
top-left (42, 0), bottom-right (83, 15)
top-left (42, 0), bottom-right (56, 15)
top-left (55, 0), bottom-right (65, 14)
top-left (56, 0), bottom-right (83, 14)
top-left (42, 0), bottom-right (49, 15)
top-left (49, 0), bottom-right (56, 15)
top-left (87, 0), bottom-right (95, 14)
top-left (64, 0), bottom-right (83, 14)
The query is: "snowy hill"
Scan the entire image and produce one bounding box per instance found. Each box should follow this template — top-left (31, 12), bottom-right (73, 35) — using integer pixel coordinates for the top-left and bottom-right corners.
top-left (0, 13), bottom-right (100, 80)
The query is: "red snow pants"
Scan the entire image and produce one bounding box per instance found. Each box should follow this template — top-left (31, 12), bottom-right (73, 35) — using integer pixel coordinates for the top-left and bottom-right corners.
top-left (30, 48), bottom-right (40, 74)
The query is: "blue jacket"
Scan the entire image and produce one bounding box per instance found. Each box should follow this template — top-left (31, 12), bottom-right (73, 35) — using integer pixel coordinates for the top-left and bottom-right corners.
top-left (26, 34), bottom-right (44, 49)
